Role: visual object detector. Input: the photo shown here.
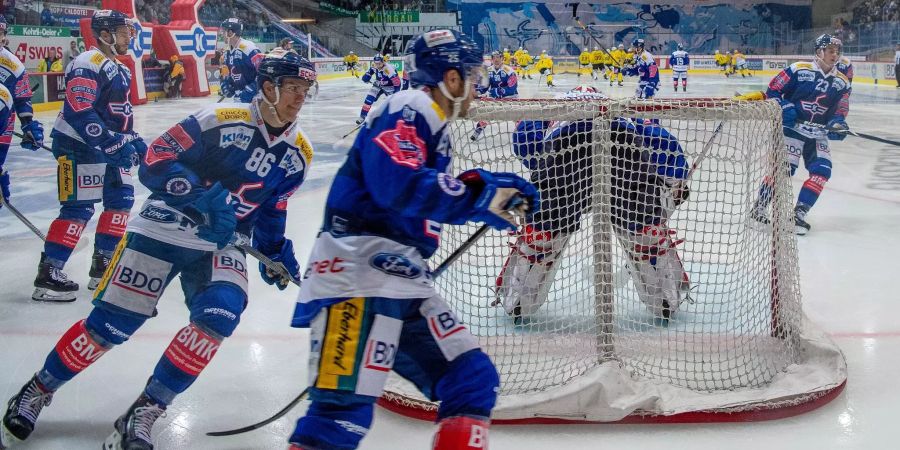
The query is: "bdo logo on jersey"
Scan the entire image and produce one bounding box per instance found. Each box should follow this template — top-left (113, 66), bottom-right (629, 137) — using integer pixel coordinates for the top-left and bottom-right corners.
top-left (214, 254), bottom-right (248, 280)
top-left (112, 264), bottom-right (165, 298)
top-left (363, 339), bottom-right (396, 372)
top-left (428, 311), bottom-right (466, 340)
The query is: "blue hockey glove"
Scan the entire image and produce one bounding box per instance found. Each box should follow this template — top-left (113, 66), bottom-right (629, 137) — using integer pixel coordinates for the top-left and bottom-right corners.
top-left (0, 169), bottom-right (10, 206)
top-left (458, 169), bottom-right (540, 231)
top-left (239, 84), bottom-right (257, 103)
top-left (98, 133), bottom-right (139, 168)
top-left (361, 71), bottom-right (372, 83)
top-left (255, 238), bottom-right (301, 290)
top-left (192, 183), bottom-right (237, 249)
top-left (21, 120), bottom-right (44, 151)
top-left (220, 78), bottom-right (235, 98)
top-left (778, 99), bottom-right (797, 129)
top-left (826, 117), bottom-right (848, 141)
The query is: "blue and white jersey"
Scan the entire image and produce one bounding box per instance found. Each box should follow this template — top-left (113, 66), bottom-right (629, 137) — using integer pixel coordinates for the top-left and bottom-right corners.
top-left (51, 48), bottom-right (134, 149)
top-left (626, 50), bottom-right (660, 86)
top-left (669, 50), bottom-right (689, 72)
top-left (766, 61), bottom-right (850, 137)
top-left (362, 63), bottom-right (401, 93)
top-left (134, 102), bottom-right (312, 252)
top-left (321, 89), bottom-right (485, 258)
top-left (0, 84), bottom-right (17, 166)
top-left (484, 63), bottom-right (519, 98)
top-left (0, 46), bottom-right (34, 121)
top-left (224, 38), bottom-right (264, 92)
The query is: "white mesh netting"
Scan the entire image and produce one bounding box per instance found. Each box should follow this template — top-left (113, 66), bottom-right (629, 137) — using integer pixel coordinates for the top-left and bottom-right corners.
top-left (381, 98), bottom-right (846, 422)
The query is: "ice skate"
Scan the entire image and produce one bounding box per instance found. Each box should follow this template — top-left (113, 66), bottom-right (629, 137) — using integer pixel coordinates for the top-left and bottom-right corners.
top-left (32, 252), bottom-right (78, 302)
top-left (1, 375), bottom-right (53, 448)
top-left (88, 251), bottom-right (111, 290)
top-left (103, 393), bottom-right (166, 450)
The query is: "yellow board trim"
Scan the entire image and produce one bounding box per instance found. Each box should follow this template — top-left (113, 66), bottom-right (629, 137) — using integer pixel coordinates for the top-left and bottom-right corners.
top-left (316, 297), bottom-right (365, 390)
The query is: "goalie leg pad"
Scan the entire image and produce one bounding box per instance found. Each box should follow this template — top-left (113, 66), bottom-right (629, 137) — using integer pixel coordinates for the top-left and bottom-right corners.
top-left (618, 225), bottom-right (689, 318)
top-left (494, 226), bottom-right (569, 318)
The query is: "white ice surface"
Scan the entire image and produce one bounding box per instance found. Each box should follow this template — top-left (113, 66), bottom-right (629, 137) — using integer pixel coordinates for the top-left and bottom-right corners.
top-left (0, 73), bottom-right (898, 449)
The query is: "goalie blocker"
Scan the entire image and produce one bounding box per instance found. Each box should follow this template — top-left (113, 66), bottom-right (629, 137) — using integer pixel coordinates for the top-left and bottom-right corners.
top-left (495, 90), bottom-right (691, 322)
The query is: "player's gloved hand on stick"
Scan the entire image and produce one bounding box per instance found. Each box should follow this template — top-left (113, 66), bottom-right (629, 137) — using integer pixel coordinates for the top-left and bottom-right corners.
top-left (0, 169), bottom-right (10, 206)
top-left (220, 78), bottom-right (235, 98)
top-left (99, 133), bottom-right (140, 168)
top-left (192, 182), bottom-right (237, 249)
top-left (20, 120), bottom-right (44, 151)
top-left (826, 117), bottom-right (848, 141)
top-left (239, 84), bottom-right (257, 103)
top-left (458, 168), bottom-right (540, 231)
top-left (255, 238), bottom-right (301, 290)
top-left (361, 71), bottom-right (372, 83)
top-left (778, 99), bottom-right (797, 129)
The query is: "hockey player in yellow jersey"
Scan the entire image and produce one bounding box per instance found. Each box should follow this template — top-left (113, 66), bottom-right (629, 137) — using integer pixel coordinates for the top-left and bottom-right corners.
top-left (512, 47), bottom-right (525, 77)
top-left (503, 48), bottom-right (512, 65)
top-left (714, 50), bottom-right (729, 74)
top-left (610, 44), bottom-right (627, 86)
top-left (588, 46), bottom-right (602, 80)
top-left (731, 49), bottom-right (750, 77)
top-left (535, 51), bottom-right (554, 86)
top-left (723, 51), bottom-right (735, 77)
top-left (578, 48), bottom-right (592, 78)
top-left (343, 51), bottom-right (360, 77)
top-left (518, 49), bottom-right (534, 79)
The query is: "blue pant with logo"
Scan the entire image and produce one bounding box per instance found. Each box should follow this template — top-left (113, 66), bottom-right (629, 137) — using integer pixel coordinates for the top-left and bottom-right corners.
top-left (289, 296), bottom-right (499, 450)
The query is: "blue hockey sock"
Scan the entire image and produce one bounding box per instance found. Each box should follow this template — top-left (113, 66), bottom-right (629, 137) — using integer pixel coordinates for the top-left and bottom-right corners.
top-left (798, 174), bottom-right (827, 209)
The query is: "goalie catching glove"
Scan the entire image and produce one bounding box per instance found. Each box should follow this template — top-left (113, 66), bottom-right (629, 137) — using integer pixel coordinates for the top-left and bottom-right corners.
top-left (458, 168), bottom-right (540, 231)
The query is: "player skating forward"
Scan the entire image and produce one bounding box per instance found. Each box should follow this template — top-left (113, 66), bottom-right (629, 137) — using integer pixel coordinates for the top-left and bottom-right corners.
top-left (535, 51), bottom-right (555, 87)
top-left (356, 54), bottom-right (401, 124)
top-left (471, 50), bottom-right (519, 141)
top-left (730, 49), bottom-right (750, 77)
top-left (670, 44), bottom-right (690, 91)
top-left (518, 49), bottom-right (534, 79)
top-left (750, 34), bottom-right (851, 235)
top-left (609, 44), bottom-right (628, 86)
top-left (590, 46), bottom-right (605, 80)
top-left (29, 10), bottom-right (143, 302)
top-left (496, 86), bottom-right (691, 323)
top-left (714, 50), bottom-right (729, 74)
top-left (1, 50), bottom-right (316, 450)
top-left (287, 29), bottom-right (539, 450)
top-left (220, 18), bottom-right (264, 102)
top-left (624, 39), bottom-right (660, 99)
top-left (578, 47), bottom-right (592, 78)
top-left (344, 51), bottom-right (360, 77)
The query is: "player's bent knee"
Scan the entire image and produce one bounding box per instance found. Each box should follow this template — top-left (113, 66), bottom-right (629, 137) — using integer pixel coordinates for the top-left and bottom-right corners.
top-left (809, 159), bottom-right (832, 179)
top-left (435, 349), bottom-right (499, 420)
top-left (290, 400), bottom-right (374, 450)
top-left (85, 305), bottom-right (147, 346)
top-left (189, 283), bottom-right (246, 338)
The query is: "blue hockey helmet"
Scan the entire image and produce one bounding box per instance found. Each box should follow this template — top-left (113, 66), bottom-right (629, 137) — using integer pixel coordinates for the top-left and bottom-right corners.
top-left (90, 10), bottom-right (133, 37)
top-left (404, 29), bottom-right (484, 89)
top-left (258, 49), bottom-right (317, 86)
top-left (814, 34), bottom-right (842, 52)
top-left (0, 15), bottom-right (7, 34)
top-left (373, 54), bottom-right (385, 63)
top-left (633, 38), bottom-right (645, 50)
top-left (677, 43), bottom-right (684, 51)
top-left (221, 18), bottom-right (243, 36)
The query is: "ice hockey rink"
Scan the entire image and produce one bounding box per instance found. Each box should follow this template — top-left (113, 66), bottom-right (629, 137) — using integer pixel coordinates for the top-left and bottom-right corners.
top-left (1, 72), bottom-right (899, 449)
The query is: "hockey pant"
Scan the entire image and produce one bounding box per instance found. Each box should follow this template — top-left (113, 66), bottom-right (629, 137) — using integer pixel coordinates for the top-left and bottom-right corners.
top-left (44, 134), bottom-right (134, 267)
top-left (494, 225), bottom-right (570, 319)
top-left (290, 296), bottom-right (498, 450)
top-left (359, 86), bottom-right (390, 120)
top-left (757, 127), bottom-right (832, 212)
top-left (614, 223), bottom-right (689, 318)
top-left (636, 81), bottom-right (659, 99)
top-left (673, 71), bottom-right (687, 88)
top-left (37, 231), bottom-right (249, 405)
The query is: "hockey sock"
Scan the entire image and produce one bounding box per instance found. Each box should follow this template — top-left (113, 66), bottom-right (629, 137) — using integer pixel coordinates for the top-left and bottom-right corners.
top-left (756, 176), bottom-right (775, 209)
top-left (44, 218), bottom-right (85, 267)
top-left (290, 401), bottom-right (374, 450)
top-left (433, 416), bottom-right (490, 450)
top-left (797, 174), bottom-right (827, 208)
top-left (148, 323), bottom-right (223, 405)
top-left (95, 210), bottom-right (128, 256)
top-left (39, 320), bottom-right (112, 390)
top-left (682, 79), bottom-right (687, 89)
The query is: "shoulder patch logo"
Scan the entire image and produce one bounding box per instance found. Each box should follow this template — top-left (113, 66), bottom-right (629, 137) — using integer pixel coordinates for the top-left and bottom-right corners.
top-left (373, 119), bottom-right (427, 170)
top-left (90, 52), bottom-right (106, 66)
top-left (294, 132), bottom-right (314, 163)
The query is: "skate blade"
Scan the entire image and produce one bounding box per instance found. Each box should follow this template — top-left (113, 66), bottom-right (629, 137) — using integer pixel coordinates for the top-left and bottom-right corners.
top-left (87, 278), bottom-right (101, 291)
top-left (1, 423), bottom-right (26, 449)
top-left (102, 428), bottom-right (124, 450)
top-left (31, 288), bottom-right (77, 303)
top-left (795, 225), bottom-right (809, 236)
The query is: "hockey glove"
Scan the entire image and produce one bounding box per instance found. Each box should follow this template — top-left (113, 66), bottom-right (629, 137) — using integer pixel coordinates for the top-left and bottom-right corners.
top-left (459, 169), bottom-right (540, 231)
top-left (826, 117), bottom-right (848, 141)
top-left (0, 169), bottom-right (10, 206)
top-left (192, 183), bottom-right (237, 249)
top-left (361, 70), bottom-right (373, 83)
top-left (239, 83), bottom-right (257, 103)
top-left (255, 238), bottom-right (301, 290)
top-left (778, 99), bottom-right (797, 129)
top-left (220, 78), bottom-right (235, 98)
top-left (20, 120), bottom-right (44, 151)
top-left (98, 133), bottom-right (139, 168)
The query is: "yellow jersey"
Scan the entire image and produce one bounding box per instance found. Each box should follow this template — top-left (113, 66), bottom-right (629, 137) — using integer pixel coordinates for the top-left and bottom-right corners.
top-left (343, 54), bottom-right (359, 64)
top-left (535, 56), bottom-right (553, 70)
top-left (714, 53), bottom-right (728, 65)
top-left (579, 51), bottom-right (591, 65)
top-left (503, 51), bottom-right (511, 65)
top-left (517, 53), bottom-right (533, 67)
top-left (590, 50), bottom-right (604, 64)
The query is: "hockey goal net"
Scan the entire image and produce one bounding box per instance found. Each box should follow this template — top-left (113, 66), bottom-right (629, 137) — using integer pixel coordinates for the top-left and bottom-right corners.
top-left (380, 97), bottom-right (846, 423)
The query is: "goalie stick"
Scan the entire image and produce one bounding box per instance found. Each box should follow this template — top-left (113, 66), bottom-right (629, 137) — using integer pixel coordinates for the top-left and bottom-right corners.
top-left (207, 198), bottom-right (528, 437)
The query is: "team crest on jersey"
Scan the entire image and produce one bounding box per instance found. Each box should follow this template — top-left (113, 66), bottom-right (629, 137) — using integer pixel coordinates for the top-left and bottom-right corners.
top-left (219, 125), bottom-right (254, 151)
top-left (373, 120), bottom-right (426, 170)
top-left (437, 172), bottom-right (465, 196)
top-left (165, 178), bottom-right (192, 196)
top-left (369, 253), bottom-right (423, 279)
top-left (146, 124), bottom-right (194, 166)
top-left (66, 77), bottom-right (98, 113)
top-left (800, 95), bottom-right (829, 119)
top-left (109, 101), bottom-right (134, 130)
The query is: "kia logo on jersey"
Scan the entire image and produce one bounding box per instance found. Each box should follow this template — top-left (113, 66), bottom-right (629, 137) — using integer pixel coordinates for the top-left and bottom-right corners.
top-left (369, 253), bottom-right (422, 279)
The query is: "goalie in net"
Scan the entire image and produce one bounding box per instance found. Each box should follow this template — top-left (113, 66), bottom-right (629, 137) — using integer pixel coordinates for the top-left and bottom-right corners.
top-left (494, 86), bottom-right (691, 323)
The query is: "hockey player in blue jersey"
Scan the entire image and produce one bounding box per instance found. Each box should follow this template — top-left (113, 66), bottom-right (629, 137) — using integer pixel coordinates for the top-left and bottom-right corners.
top-left (470, 50), bottom-right (519, 141)
top-left (287, 29), bottom-right (539, 450)
top-left (356, 53), bottom-right (401, 124)
top-left (496, 86), bottom-right (691, 322)
top-left (0, 50), bottom-right (317, 449)
top-left (28, 10), bottom-right (143, 303)
top-left (220, 18), bottom-right (264, 103)
top-left (0, 84), bottom-right (18, 211)
top-left (669, 43), bottom-right (690, 92)
top-left (751, 34), bottom-right (851, 235)
top-left (624, 39), bottom-right (660, 99)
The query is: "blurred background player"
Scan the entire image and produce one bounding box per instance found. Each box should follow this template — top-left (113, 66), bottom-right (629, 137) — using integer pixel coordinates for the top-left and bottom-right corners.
top-left (163, 55), bottom-right (184, 99)
top-left (0, 85), bottom-right (17, 215)
top-left (670, 43), bottom-right (690, 91)
top-left (751, 34), bottom-right (851, 235)
top-left (471, 50), bottom-right (519, 141)
top-left (714, 50), bottom-right (729, 74)
top-left (836, 54), bottom-right (854, 86)
top-left (220, 18), bottom-right (264, 103)
top-left (590, 46), bottom-right (605, 80)
top-left (518, 49), bottom-right (534, 79)
top-left (609, 44), bottom-right (627, 86)
top-left (343, 51), bottom-right (360, 77)
top-left (497, 86), bottom-right (690, 323)
top-left (502, 47), bottom-right (511, 65)
top-left (624, 38), bottom-right (659, 99)
top-left (287, 29), bottom-right (539, 450)
top-left (578, 47), bottom-right (591, 78)
top-left (357, 53), bottom-right (401, 124)
top-left (535, 50), bottom-right (555, 87)
top-left (30, 10), bottom-right (143, 303)
top-left (512, 46), bottom-right (525, 78)
top-left (1, 50), bottom-right (317, 450)
top-left (730, 49), bottom-right (750, 77)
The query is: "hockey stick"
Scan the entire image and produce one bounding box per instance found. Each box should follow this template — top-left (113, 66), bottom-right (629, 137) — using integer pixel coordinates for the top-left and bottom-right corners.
top-left (208, 200), bottom-right (527, 437)
top-left (685, 121), bottom-right (725, 181)
top-left (0, 190), bottom-right (46, 240)
top-left (573, 18), bottom-right (621, 67)
top-left (228, 234), bottom-right (301, 288)
top-left (800, 121), bottom-right (900, 147)
top-left (341, 123), bottom-right (362, 139)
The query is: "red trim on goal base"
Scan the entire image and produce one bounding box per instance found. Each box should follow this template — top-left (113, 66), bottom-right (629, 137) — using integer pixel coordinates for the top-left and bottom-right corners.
top-left (376, 380), bottom-right (846, 425)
